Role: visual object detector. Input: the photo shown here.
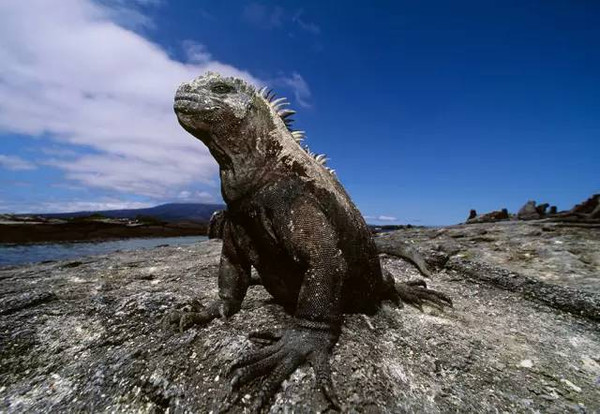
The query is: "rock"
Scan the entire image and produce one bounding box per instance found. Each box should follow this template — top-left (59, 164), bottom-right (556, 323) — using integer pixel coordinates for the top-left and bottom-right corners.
top-left (467, 195), bottom-right (599, 225)
top-left (468, 209), bottom-right (477, 220)
top-left (517, 200), bottom-right (541, 220)
top-left (591, 203), bottom-right (600, 219)
top-left (466, 208), bottom-right (510, 224)
top-left (1, 224), bottom-right (599, 413)
top-left (547, 194), bottom-right (600, 223)
top-left (376, 220), bottom-right (600, 293)
top-left (570, 194), bottom-right (599, 215)
top-left (535, 203), bottom-right (549, 217)
top-left (0, 291), bottom-right (57, 316)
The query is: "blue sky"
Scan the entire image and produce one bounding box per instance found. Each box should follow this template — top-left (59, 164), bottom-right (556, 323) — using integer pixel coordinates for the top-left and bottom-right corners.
top-left (0, 0), bottom-right (598, 225)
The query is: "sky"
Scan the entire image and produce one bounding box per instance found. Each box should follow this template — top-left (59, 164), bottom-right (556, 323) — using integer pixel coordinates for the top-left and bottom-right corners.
top-left (0, 0), bottom-right (598, 225)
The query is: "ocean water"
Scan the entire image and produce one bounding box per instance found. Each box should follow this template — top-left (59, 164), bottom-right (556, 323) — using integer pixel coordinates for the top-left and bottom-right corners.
top-left (0, 235), bottom-right (208, 267)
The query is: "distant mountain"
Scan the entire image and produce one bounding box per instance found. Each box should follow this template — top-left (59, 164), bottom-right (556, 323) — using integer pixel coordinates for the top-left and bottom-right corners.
top-left (38, 203), bottom-right (225, 223)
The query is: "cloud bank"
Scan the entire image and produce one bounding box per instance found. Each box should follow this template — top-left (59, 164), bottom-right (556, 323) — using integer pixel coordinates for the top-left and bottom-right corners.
top-left (364, 215), bottom-right (399, 222)
top-left (0, 0), bottom-right (260, 200)
top-left (0, 155), bottom-right (37, 171)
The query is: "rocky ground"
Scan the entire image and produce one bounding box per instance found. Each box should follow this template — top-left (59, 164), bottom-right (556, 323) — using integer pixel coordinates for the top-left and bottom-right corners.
top-left (1, 221), bottom-right (599, 413)
top-left (381, 220), bottom-right (600, 293)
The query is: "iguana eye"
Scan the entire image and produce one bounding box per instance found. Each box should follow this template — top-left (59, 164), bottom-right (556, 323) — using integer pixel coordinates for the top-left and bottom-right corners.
top-left (212, 83), bottom-right (234, 94)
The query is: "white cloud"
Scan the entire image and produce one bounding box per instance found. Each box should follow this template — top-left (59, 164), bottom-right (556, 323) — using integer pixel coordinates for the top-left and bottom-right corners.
top-left (177, 190), bottom-right (215, 203)
top-left (97, 2), bottom-right (156, 31)
top-left (364, 215), bottom-right (398, 222)
top-left (377, 215), bottom-right (398, 221)
top-left (39, 200), bottom-right (155, 213)
top-left (278, 72), bottom-right (312, 108)
top-left (242, 3), bottom-right (284, 29)
top-left (0, 0), bottom-right (261, 200)
top-left (0, 199), bottom-right (155, 214)
top-left (292, 10), bottom-right (321, 35)
top-left (182, 41), bottom-right (213, 64)
top-left (0, 155), bottom-right (37, 171)
top-left (243, 4), bottom-right (320, 36)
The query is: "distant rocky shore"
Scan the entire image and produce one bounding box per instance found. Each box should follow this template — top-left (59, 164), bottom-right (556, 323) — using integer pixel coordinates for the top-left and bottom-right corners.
top-left (0, 214), bottom-right (208, 244)
top-left (466, 193), bottom-right (599, 225)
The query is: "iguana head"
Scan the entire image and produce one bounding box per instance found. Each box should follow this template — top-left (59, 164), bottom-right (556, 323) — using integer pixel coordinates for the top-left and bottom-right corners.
top-left (173, 72), bottom-right (261, 164)
top-left (174, 71), bottom-right (334, 200)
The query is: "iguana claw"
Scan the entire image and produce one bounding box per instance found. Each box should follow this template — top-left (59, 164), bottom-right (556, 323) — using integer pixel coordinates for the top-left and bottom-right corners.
top-left (225, 326), bottom-right (340, 412)
top-left (161, 299), bottom-right (226, 332)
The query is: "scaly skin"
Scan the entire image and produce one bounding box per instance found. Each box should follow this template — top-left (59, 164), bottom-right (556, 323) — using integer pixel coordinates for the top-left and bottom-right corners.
top-left (166, 71), bottom-right (451, 411)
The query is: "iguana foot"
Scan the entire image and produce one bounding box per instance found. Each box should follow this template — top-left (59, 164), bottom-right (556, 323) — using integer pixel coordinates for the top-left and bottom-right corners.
top-left (395, 280), bottom-right (452, 311)
top-left (224, 323), bottom-right (341, 412)
top-left (161, 299), bottom-right (229, 332)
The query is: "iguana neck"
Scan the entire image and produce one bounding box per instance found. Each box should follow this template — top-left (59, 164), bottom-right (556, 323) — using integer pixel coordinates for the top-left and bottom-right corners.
top-left (210, 114), bottom-right (280, 204)
top-left (219, 155), bottom-right (273, 204)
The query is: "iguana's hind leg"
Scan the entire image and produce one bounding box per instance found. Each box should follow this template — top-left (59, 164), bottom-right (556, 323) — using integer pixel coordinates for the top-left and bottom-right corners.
top-left (162, 218), bottom-right (252, 332)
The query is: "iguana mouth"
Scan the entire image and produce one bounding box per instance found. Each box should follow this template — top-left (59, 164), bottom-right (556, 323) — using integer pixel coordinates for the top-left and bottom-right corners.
top-left (173, 92), bottom-right (216, 134)
top-left (174, 92), bottom-right (203, 104)
top-left (173, 93), bottom-right (204, 114)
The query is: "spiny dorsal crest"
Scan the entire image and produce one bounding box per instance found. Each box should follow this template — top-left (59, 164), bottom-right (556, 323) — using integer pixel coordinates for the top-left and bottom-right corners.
top-left (256, 85), bottom-right (335, 175)
top-left (291, 130), bottom-right (305, 143)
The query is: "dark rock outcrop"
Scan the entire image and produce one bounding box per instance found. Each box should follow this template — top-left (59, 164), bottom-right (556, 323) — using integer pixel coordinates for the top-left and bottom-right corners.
top-left (517, 200), bottom-right (541, 220)
top-left (467, 194), bottom-right (599, 225)
top-left (466, 208), bottom-right (509, 224)
top-left (535, 203), bottom-right (549, 216)
top-left (547, 194), bottom-right (600, 223)
top-left (570, 194), bottom-right (600, 215)
top-left (468, 209), bottom-right (477, 220)
top-left (591, 203), bottom-right (600, 219)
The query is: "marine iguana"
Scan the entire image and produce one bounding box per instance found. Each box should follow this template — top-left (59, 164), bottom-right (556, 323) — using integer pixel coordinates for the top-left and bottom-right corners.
top-left (167, 71), bottom-right (452, 411)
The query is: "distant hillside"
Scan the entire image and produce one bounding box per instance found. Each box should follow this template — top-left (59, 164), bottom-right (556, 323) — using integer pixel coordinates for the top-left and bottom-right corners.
top-left (38, 203), bottom-right (225, 223)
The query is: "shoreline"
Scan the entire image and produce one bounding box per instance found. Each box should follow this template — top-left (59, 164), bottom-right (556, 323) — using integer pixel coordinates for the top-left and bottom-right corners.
top-left (0, 235), bottom-right (208, 268)
top-left (0, 221), bottom-right (208, 244)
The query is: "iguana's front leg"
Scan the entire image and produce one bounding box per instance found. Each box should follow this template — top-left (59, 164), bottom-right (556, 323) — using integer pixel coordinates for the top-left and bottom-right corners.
top-left (227, 199), bottom-right (344, 411)
top-left (162, 219), bottom-right (251, 332)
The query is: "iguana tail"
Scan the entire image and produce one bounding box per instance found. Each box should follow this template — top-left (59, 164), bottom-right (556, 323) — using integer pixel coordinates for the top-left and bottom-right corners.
top-left (380, 268), bottom-right (452, 310)
top-left (374, 237), bottom-right (432, 278)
